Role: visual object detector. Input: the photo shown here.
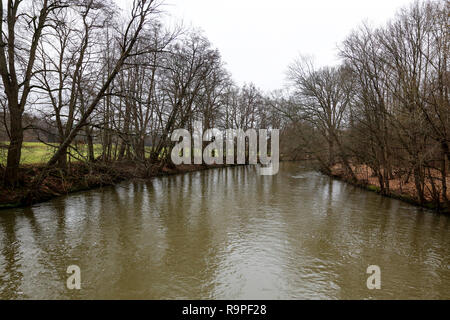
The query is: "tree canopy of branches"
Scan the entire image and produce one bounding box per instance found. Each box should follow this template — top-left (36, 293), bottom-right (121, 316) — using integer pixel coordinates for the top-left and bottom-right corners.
top-left (0, 0), bottom-right (284, 187)
top-left (284, 0), bottom-right (449, 210)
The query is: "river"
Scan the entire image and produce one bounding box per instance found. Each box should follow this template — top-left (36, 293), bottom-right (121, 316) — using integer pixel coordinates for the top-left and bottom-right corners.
top-left (0, 162), bottom-right (449, 299)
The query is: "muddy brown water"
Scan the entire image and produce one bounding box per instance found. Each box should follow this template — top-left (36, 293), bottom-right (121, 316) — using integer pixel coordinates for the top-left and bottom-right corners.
top-left (0, 163), bottom-right (449, 299)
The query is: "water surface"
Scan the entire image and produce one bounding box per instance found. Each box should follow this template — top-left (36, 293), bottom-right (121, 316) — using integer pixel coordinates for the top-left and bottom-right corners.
top-left (0, 163), bottom-right (449, 299)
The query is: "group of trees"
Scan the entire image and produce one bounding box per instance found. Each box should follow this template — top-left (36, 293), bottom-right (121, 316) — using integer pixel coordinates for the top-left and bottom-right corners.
top-left (0, 0), bottom-right (161, 185)
top-left (284, 0), bottom-right (449, 209)
top-left (0, 0), bottom-right (284, 186)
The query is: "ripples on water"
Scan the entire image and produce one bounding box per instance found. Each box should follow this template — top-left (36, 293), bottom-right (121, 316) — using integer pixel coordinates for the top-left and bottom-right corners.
top-left (0, 163), bottom-right (449, 299)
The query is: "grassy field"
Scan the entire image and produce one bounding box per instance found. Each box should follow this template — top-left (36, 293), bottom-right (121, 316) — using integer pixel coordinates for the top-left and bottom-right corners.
top-left (0, 142), bottom-right (228, 165)
top-left (0, 142), bottom-right (105, 165)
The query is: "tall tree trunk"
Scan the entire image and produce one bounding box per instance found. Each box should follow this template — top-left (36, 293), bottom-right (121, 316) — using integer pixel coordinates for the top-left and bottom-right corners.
top-left (413, 165), bottom-right (425, 205)
top-left (328, 138), bottom-right (334, 168)
top-left (442, 142), bottom-right (449, 211)
top-left (57, 145), bottom-right (68, 170)
top-left (118, 141), bottom-right (127, 161)
top-left (86, 130), bottom-right (95, 163)
top-left (4, 108), bottom-right (23, 185)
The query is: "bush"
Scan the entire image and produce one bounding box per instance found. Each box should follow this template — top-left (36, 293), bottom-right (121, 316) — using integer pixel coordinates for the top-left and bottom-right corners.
top-left (367, 185), bottom-right (381, 193)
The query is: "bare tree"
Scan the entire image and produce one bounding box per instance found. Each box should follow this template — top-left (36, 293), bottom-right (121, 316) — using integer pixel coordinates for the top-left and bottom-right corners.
top-left (0, 0), bottom-right (67, 184)
top-left (44, 0), bottom-right (160, 169)
top-left (288, 57), bottom-right (356, 179)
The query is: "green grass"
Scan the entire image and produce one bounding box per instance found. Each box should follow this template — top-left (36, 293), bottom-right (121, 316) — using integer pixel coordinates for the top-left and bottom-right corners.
top-left (0, 142), bottom-right (105, 165)
top-left (367, 185), bottom-right (381, 193)
top-left (0, 143), bottom-right (244, 165)
top-left (20, 142), bottom-right (54, 164)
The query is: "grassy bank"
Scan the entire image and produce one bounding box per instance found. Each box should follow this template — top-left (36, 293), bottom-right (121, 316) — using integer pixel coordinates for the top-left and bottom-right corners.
top-left (0, 162), bottom-right (230, 210)
top-left (0, 142), bottom-right (107, 165)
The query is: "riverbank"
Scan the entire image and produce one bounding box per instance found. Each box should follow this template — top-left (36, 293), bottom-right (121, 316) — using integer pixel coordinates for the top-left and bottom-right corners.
top-left (328, 164), bottom-right (450, 214)
top-left (3, 161), bottom-right (448, 214)
top-left (0, 162), bottom-right (230, 210)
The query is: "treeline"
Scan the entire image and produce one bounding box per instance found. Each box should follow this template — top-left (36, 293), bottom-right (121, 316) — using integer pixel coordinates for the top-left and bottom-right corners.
top-left (283, 0), bottom-right (449, 210)
top-left (0, 0), bottom-right (160, 185)
top-left (1, 0), bottom-right (448, 211)
top-left (0, 0), bottom-right (284, 186)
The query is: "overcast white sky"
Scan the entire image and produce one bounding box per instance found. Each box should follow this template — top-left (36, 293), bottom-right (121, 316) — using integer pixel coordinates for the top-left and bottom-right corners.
top-left (117, 0), bottom-right (415, 91)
